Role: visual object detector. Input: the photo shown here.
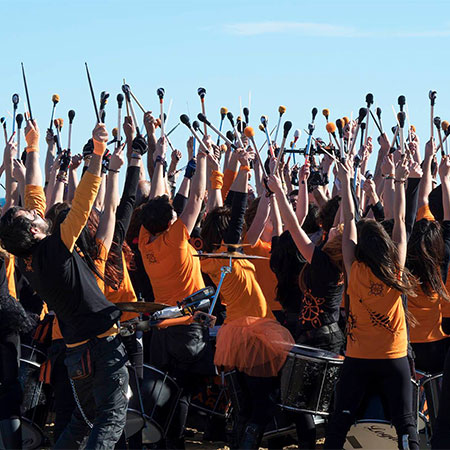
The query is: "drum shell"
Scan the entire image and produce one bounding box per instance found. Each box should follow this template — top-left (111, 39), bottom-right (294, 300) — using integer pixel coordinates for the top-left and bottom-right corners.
top-left (140, 364), bottom-right (181, 444)
top-left (279, 344), bottom-right (344, 416)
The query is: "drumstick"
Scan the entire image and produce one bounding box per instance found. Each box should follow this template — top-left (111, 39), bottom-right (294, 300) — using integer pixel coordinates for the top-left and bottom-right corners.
top-left (227, 112), bottom-right (244, 148)
top-left (123, 78), bottom-right (130, 117)
top-left (326, 122), bottom-right (341, 153)
top-left (85, 63), bottom-right (100, 123)
top-left (129, 89), bottom-right (146, 114)
top-left (21, 63), bottom-right (33, 121)
top-left (260, 116), bottom-right (274, 158)
top-left (1, 118), bottom-right (7, 144)
top-left (67, 110), bottom-right (75, 152)
top-left (11, 94), bottom-right (19, 135)
top-left (274, 105), bottom-right (286, 145)
top-left (364, 93), bottom-right (374, 145)
top-left (434, 117), bottom-right (445, 156)
top-left (217, 107), bottom-right (228, 146)
top-left (349, 108), bottom-right (367, 155)
top-left (197, 113), bottom-right (236, 149)
top-left (180, 114), bottom-right (210, 155)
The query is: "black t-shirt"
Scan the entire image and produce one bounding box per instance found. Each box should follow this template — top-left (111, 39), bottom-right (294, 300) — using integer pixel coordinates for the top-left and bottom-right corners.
top-left (27, 227), bottom-right (120, 344)
top-left (298, 246), bottom-right (343, 330)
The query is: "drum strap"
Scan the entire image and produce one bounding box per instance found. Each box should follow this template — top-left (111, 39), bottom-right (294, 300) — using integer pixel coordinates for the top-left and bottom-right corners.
top-left (69, 379), bottom-right (93, 429)
top-left (39, 359), bottom-right (52, 384)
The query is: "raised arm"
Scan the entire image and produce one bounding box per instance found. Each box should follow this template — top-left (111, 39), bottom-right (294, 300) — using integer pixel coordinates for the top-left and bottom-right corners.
top-left (143, 112), bottom-right (157, 181)
top-left (207, 153), bottom-right (224, 212)
top-left (2, 135), bottom-right (19, 213)
top-left (392, 158), bottom-right (409, 268)
top-left (149, 137), bottom-right (167, 199)
top-left (67, 154), bottom-right (82, 204)
top-left (418, 139), bottom-right (435, 209)
top-left (246, 195), bottom-right (270, 246)
top-left (180, 135), bottom-right (209, 235)
top-left (59, 124), bottom-right (106, 252)
top-left (44, 129), bottom-right (56, 184)
top-left (296, 163), bottom-right (310, 226)
top-left (268, 172), bottom-right (315, 264)
top-left (337, 159), bottom-right (357, 277)
top-left (381, 154), bottom-right (395, 220)
top-left (95, 145), bottom-right (125, 252)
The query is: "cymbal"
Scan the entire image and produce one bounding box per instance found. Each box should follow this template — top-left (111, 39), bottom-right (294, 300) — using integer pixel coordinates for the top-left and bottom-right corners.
top-left (116, 302), bottom-right (169, 313)
top-left (194, 252), bottom-right (268, 260)
top-left (220, 243), bottom-right (251, 248)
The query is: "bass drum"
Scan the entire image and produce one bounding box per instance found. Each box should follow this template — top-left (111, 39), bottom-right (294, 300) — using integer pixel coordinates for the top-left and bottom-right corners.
top-left (140, 364), bottom-right (181, 444)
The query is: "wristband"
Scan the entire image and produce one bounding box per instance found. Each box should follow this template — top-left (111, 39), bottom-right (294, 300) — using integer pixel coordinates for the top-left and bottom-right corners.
top-left (26, 146), bottom-right (39, 153)
top-left (240, 165), bottom-right (250, 172)
top-left (210, 170), bottom-right (224, 190)
top-left (93, 138), bottom-right (107, 156)
top-left (108, 168), bottom-right (119, 173)
top-left (25, 129), bottom-right (39, 149)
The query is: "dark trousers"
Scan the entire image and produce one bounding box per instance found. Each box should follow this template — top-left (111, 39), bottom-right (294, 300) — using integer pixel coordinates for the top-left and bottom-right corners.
top-left (54, 334), bottom-right (129, 450)
top-left (324, 356), bottom-right (419, 450)
top-left (48, 339), bottom-right (76, 442)
top-left (412, 338), bottom-right (449, 374)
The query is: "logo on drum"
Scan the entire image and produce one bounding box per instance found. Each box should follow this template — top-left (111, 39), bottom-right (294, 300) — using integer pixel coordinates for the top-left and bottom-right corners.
top-left (365, 424), bottom-right (397, 442)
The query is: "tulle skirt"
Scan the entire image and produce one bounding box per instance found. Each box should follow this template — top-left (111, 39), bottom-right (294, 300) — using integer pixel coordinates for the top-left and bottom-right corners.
top-left (214, 316), bottom-right (295, 377)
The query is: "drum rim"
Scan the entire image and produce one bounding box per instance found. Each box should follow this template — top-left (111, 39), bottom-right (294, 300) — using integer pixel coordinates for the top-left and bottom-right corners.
top-left (143, 364), bottom-right (180, 387)
top-left (288, 344), bottom-right (344, 362)
top-left (420, 372), bottom-right (443, 385)
top-left (21, 344), bottom-right (47, 357)
top-left (277, 403), bottom-right (330, 416)
top-left (352, 419), bottom-right (393, 426)
top-left (20, 358), bottom-right (41, 369)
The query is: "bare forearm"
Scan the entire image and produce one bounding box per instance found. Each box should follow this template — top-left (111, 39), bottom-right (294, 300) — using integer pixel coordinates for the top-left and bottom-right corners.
top-left (25, 152), bottom-right (43, 187)
top-left (45, 143), bottom-right (56, 183)
top-left (68, 169), bottom-right (79, 204)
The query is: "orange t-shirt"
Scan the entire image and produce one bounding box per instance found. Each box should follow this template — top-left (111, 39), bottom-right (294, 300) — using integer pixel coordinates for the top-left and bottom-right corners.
top-left (201, 252), bottom-right (274, 323)
top-left (138, 219), bottom-right (205, 306)
top-left (104, 252), bottom-right (139, 322)
top-left (5, 254), bottom-right (16, 299)
top-left (346, 261), bottom-right (407, 359)
top-left (408, 288), bottom-right (447, 343)
top-left (243, 238), bottom-right (282, 312)
top-left (443, 265), bottom-right (450, 319)
top-left (416, 204), bottom-right (435, 222)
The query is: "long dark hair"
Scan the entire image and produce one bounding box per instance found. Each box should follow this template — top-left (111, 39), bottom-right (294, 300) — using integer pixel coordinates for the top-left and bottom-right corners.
top-left (270, 231), bottom-right (305, 314)
top-left (406, 219), bottom-right (449, 301)
top-left (355, 219), bottom-right (417, 296)
top-left (200, 206), bottom-right (232, 253)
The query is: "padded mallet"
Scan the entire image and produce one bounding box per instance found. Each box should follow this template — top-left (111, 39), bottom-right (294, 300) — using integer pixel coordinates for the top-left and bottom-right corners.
top-left (197, 87), bottom-right (207, 135)
top-left (326, 122), bottom-right (341, 153)
top-left (16, 114), bottom-right (23, 154)
top-left (157, 88), bottom-right (165, 139)
top-left (274, 105), bottom-right (286, 145)
top-left (11, 94), bottom-right (19, 135)
top-left (49, 94), bottom-right (60, 131)
top-left (180, 114), bottom-right (210, 155)
top-left (429, 90), bottom-right (437, 139)
top-left (68, 110), bottom-right (75, 152)
top-left (197, 113), bottom-right (236, 149)
top-left (21, 63), bottom-right (33, 120)
top-left (364, 93), bottom-right (374, 145)
top-left (275, 121), bottom-right (292, 171)
top-left (217, 107), bottom-right (228, 145)
top-left (434, 116), bottom-right (446, 156)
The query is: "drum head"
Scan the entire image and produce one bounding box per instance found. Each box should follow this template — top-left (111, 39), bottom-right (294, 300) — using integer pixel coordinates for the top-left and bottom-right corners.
top-left (344, 421), bottom-right (397, 449)
top-left (142, 419), bottom-right (163, 444)
top-left (125, 409), bottom-right (144, 439)
top-left (289, 344), bottom-right (344, 362)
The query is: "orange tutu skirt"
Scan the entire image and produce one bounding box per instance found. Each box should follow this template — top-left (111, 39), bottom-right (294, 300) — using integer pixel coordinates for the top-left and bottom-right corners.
top-left (214, 316), bottom-right (295, 377)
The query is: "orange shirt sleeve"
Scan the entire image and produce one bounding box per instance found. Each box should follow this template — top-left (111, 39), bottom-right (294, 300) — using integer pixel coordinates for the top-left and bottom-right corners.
top-left (221, 168), bottom-right (237, 201)
top-left (416, 204), bottom-right (435, 221)
top-left (25, 185), bottom-right (46, 218)
top-left (93, 239), bottom-right (108, 292)
top-left (60, 172), bottom-right (102, 252)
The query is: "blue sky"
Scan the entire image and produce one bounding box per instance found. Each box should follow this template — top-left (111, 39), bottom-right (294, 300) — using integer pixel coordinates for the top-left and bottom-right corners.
top-left (1, 0), bottom-right (450, 185)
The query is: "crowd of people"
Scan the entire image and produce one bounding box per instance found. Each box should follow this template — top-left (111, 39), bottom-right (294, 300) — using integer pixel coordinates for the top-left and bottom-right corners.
top-left (0, 91), bottom-right (449, 450)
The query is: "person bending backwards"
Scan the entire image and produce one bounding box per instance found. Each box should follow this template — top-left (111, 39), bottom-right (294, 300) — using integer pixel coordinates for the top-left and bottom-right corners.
top-left (0, 119), bottom-right (129, 449)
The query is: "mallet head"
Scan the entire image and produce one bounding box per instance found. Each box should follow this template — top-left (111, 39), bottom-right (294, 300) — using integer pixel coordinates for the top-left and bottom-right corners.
top-left (365, 93), bottom-right (374, 106)
top-left (326, 122), bottom-right (336, 135)
top-left (336, 119), bottom-right (344, 137)
top-left (259, 124), bottom-right (265, 133)
top-left (397, 112), bottom-right (406, 128)
top-left (16, 114), bottom-right (24, 129)
top-left (283, 121), bottom-right (292, 138)
top-left (244, 126), bottom-right (255, 138)
top-left (52, 94), bottom-right (60, 105)
top-left (278, 105), bottom-right (286, 116)
top-left (12, 94), bottom-right (19, 107)
top-left (376, 107), bottom-right (382, 119)
top-left (243, 107), bottom-right (249, 123)
top-left (68, 110), bottom-right (76, 124)
top-left (180, 114), bottom-right (191, 127)
top-left (193, 120), bottom-right (200, 132)
top-left (197, 87), bottom-right (206, 99)
top-left (358, 107), bottom-right (368, 124)
top-left (429, 90), bottom-right (437, 106)
top-left (121, 84), bottom-right (131, 100)
top-left (112, 128), bottom-right (118, 138)
top-left (311, 107), bottom-right (318, 121)
top-left (442, 120), bottom-right (449, 133)
top-left (220, 107), bottom-right (228, 119)
top-left (398, 95), bottom-right (406, 110)
top-left (342, 116), bottom-right (350, 126)
top-left (260, 115), bottom-right (268, 127)
top-left (157, 88), bottom-right (165, 100)
top-left (226, 130), bottom-right (234, 142)
top-left (294, 129), bottom-right (301, 140)
top-left (117, 93), bottom-right (124, 109)
top-left (197, 113), bottom-right (210, 126)
top-left (322, 108), bottom-right (330, 120)
top-left (434, 116), bottom-right (441, 130)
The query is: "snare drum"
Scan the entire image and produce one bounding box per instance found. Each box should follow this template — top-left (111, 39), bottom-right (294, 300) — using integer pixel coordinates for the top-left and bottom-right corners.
top-left (279, 344), bottom-right (344, 416)
top-left (416, 371), bottom-right (443, 438)
top-left (140, 364), bottom-right (181, 444)
top-left (19, 345), bottom-right (49, 449)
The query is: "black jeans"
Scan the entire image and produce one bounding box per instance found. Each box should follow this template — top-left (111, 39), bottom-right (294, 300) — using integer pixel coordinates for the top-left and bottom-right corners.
top-left (324, 356), bottom-right (419, 450)
top-left (296, 323), bottom-right (345, 355)
top-left (54, 334), bottom-right (129, 450)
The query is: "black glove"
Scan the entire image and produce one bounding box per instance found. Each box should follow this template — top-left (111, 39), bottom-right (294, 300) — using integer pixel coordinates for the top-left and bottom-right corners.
top-left (184, 158), bottom-right (197, 179)
top-left (102, 150), bottom-right (111, 174)
top-left (132, 135), bottom-right (148, 155)
top-left (83, 139), bottom-right (94, 159)
top-left (60, 150), bottom-right (71, 173)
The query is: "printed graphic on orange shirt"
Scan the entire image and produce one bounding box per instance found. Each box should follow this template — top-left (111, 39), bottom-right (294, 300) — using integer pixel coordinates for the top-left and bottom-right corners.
top-left (368, 281), bottom-right (384, 297)
top-left (299, 290), bottom-right (325, 328)
top-left (346, 311), bottom-right (357, 342)
top-left (359, 298), bottom-right (398, 335)
top-left (145, 252), bottom-right (157, 264)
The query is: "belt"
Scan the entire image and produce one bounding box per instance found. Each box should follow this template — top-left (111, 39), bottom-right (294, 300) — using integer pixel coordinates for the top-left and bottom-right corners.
top-left (298, 322), bottom-right (341, 342)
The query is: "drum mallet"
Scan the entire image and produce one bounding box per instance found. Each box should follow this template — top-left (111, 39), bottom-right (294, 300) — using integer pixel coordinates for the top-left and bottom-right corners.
top-left (16, 114), bottom-right (23, 154)
top-left (305, 107), bottom-right (318, 159)
top-left (11, 94), bottom-right (19, 135)
top-left (434, 117), bottom-right (446, 156)
top-left (116, 94), bottom-right (124, 148)
top-left (67, 110), bottom-right (75, 153)
top-left (197, 87), bottom-right (208, 135)
top-left (274, 105), bottom-right (286, 145)
top-left (1, 118), bottom-right (7, 144)
top-left (49, 94), bottom-right (60, 131)
top-left (429, 90), bottom-right (437, 139)
top-left (197, 113), bottom-right (236, 149)
top-left (274, 121), bottom-right (292, 172)
top-left (243, 107), bottom-right (250, 125)
top-left (244, 126), bottom-right (268, 178)
top-left (99, 91), bottom-right (110, 123)
top-left (364, 93), bottom-right (374, 145)
top-left (398, 112), bottom-right (407, 157)
top-left (376, 107), bottom-right (384, 134)
top-left (336, 119), bottom-right (345, 159)
top-left (260, 115), bottom-right (275, 157)
top-left (348, 108), bottom-right (368, 155)
top-left (226, 112), bottom-right (244, 147)
top-left (122, 84), bottom-right (141, 135)
top-left (326, 122), bottom-right (341, 154)
top-left (180, 114), bottom-right (210, 155)
top-left (157, 88), bottom-right (165, 139)
top-left (290, 129), bottom-right (301, 164)
top-left (217, 107), bottom-right (228, 145)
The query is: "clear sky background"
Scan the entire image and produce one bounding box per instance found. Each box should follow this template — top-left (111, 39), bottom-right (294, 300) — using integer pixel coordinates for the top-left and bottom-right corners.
top-left (1, 0), bottom-right (450, 187)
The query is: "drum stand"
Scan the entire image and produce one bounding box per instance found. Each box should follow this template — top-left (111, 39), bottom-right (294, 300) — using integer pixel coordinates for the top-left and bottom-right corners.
top-left (208, 258), bottom-right (233, 316)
